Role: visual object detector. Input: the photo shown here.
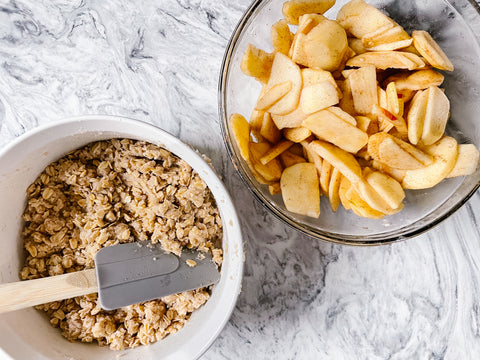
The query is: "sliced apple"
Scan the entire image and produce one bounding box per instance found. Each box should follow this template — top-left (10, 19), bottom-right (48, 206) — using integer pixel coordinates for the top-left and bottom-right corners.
top-left (412, 30), bottom-right (454, 71)
top-left (230, 113), bottom-right (250, 162)
top-left (336, 0), bottom-right (395, 38)
top-left (447, 144), bottom-right (480, 178)
top-left (346, 51), bottom-right (424, 70)
top-left (348, 65), bottom-right (378, 115)
top-left (280, 163), bottom-right (320, 217)
top-left (327, 106), bottom-right (357, 126)
top-left (249, 142), bottom-right (284, 182)
top-left (300, 81), bottom-right (339, 114)
top-left (365, 171), bottom-right (405, 210)
top-left (328, 167), bottom-right (342, 211)
top-left (302, 109), bottom-right (368, 153)
top-left (282, 0), bottom-right (336, 25)
top-left (291, 16), bottom-right (348, 71)
top-left (421, 86), bottom-right (450, 146)
top-left (309, 140), bottom-right (363, 183)
top-left (339, 176), bottom-right (352, 210)
top-left (265, 52), bottom-right (302, 115)
top-left (320, 159), bottom-right (333, 194)
top-left (240, 44), bottom-right (274, 83)
top-left (402, 136), bottom-right (458, 189)
top-left (283, 126), bottom-right (312, 142)
top-left (345, 186), bottom-right (386, 219)
top-left (362, 24), bottom-right (411, 51)
top-left (260, 140), bottom-right (294, 165)
top-left (385, 69), bottom-right (444, 91)
top-left (271, 19), bottom-right (294, 56)
top-left (279, 150), bottom-right (307, 168)
top-left (260, 112), bottom-right (282, 144)
top-left (407, 89), bottom-right (428, 145)
top-left (271, 106), bottom-right (308, 130)
top-left (255, 81), bottom-right (292, 111)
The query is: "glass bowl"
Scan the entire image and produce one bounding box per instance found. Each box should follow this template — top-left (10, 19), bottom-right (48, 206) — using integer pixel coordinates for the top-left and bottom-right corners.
top-left (219, 0), bottom-right (480, 245)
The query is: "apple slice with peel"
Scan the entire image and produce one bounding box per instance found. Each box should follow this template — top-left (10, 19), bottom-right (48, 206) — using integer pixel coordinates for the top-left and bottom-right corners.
top-left (280, 163), bottom-right (320, 217)
top-left (421, 86), bottom-right (450, 146)
top-left (402, 136), bottom-right (458, 189)
top-left (365, 171), bottom-right (405, 210)
top-left (447, 144), bottom-right (480, 178)
top-left (309, 140), bottom-right (363, 184)
top-left (265, 53), bottom-right (302, 115)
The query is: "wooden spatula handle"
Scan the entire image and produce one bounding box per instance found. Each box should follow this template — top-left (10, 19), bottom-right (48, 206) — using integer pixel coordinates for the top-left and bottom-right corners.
top-left (0, 269), bottom-right (98, 313)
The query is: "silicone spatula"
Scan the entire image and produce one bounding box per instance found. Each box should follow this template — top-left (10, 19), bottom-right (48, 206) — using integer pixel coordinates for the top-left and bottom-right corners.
top-left (0, 241), bottom-right (220, 313)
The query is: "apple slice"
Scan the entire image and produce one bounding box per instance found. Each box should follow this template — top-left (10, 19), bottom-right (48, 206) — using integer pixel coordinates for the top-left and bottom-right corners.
top-left (420, 86), bottom-right (450, 146)
top-left (260, 112), bottom-right (282, 144)
top-left (255, 81), bottom-right (292, 111)
top-left (412, 30), bottom-right (454, 71)
top-left (336, 0), bottom-right (395, 38)
top-left (362, 25), bottom-right (411, 51)
top-left (240, 44), bottom-right (274, 83)
top-left (302, 109), bottom-right (368, 153)
top-left (328, 167), bottom-right (342, 211)
top-left (265, 52), bottom-right (302, 115)
top-left (348, 65), bottom-right (378, 115)
top-left (447, 144), bottom-right (480, 178)
top-left (339, 176), bottom-right (352, 210)
top-left (282, 0), bottom-right (336, 25)
top-left (327, 106), bottom-right (357, 126)
top-left (309, 140), bottom-right (363, 184)
top-left (279, 150), bottom-right (307, 168)
top-left (271, 106), bottom-right (308, 130)
top-left (346, 51), bottom-right (423, 70)
top-left (345, 186), bottom-right (386, 219)
top-left (378, 136), bottom-right (424, 169)
top-left (407, 89), bottom-right (428, 145)
top-left (271, 19), bottom-right (294, 56)
top-left (402, 136), bottom-right (458, 189)
top-left (365, 171), bottom-right (405, 210)
top-left (280, 163), bottom-right (320, 218)
top-left (300, 81), bottom-right (339, 114)
top-left (385, 69), bottom-right (444, 91)
top-left (230, 113), bottom-right (250, 162)
top-left (301, 68), bottom-right (341, 97)
top-left (260, 140), bottom-right (294, 165)
top-left (291, 17), bottom-right (348, 71)
top-left (249, 142), bottom-right (284, 182)
top-left (371, 160), bottom-right (406, 183)
top-left (320, 159), bottom-right (333, 194)
top-left (268, 182), bottom-right (282, 195)
top-left (283, 126), bottom-right (312, 142)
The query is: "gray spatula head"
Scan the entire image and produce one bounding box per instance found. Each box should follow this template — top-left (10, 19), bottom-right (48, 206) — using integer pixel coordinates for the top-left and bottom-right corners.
top-left (94, 241), bottom-right (220, 310)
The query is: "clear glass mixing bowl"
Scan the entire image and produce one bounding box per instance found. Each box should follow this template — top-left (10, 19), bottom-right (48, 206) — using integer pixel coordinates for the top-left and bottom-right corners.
top-left (219, 0), bottom-right (480, 245)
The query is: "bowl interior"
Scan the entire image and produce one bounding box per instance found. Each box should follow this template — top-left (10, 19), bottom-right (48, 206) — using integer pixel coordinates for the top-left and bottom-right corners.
top-left (220, 0), bottom-right (480, 244)
top-left (0, 116), bottom-right (243, 360)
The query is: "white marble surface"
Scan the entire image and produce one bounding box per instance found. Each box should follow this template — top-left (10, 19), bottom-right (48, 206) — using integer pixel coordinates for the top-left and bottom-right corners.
top-left (1, 0), bottom-right (480, 359)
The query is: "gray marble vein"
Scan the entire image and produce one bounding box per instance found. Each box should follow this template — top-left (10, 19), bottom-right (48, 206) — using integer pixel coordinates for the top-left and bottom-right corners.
top-left (1, 0), bottom-right (480, 359)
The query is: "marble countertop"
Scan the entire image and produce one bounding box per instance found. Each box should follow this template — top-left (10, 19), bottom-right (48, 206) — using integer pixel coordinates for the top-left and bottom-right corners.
top-left (1, 0), bottom-right (480, 359)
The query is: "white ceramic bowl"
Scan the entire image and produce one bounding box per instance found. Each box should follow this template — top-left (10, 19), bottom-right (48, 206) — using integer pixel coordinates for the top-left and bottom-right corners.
top-left (0, 115), bottom-right (243, 360)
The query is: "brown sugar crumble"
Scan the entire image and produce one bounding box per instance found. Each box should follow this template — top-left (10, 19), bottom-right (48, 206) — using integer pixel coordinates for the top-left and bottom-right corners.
top-left (20, 139), bottom-right (223, 350)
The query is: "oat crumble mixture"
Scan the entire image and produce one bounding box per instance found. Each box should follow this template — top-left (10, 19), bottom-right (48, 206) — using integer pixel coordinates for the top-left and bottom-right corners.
top-left (20, 139), bottom-right (223, 350)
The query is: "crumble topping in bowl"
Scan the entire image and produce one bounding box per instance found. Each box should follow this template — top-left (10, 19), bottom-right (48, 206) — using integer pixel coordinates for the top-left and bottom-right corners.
top-left (19, 139), bottom-right (223, 350)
